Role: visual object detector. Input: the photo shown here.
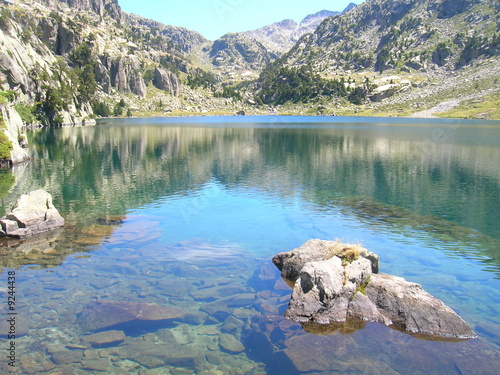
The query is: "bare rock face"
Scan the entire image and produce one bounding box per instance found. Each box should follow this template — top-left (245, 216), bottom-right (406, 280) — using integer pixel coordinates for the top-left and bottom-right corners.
top-left (0, 105), bottom-right (30, 164)
top-left (110, 56), bottom-right (147, 98)
top-left (273, 239), bottom-right (476, 341)
top-left (153, 68), bottom-right (181, 96)
top-left (0, 190), bottom-right (64, 238)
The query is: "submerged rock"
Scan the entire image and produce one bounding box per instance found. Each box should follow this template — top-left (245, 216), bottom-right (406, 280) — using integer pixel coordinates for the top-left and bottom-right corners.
top-left (83, 330), bottom-right (125, 347)
top-left (273, 239), bottom-right (476, 341)
top-left (77, 300), bottom-right (186, 332)
top-left (219, 333), bottom-right (245, 353)
top-left (0, 190), bottom-right (64, 238)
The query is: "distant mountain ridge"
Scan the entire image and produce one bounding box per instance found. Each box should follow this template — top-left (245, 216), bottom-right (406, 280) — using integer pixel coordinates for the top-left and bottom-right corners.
top-left (256, 0), bottom-right (500, 108)
top-left (241, 3), bottom-right (357, 55)
top-left (278, 0), bottom-right (500, 74)
top-left (1, 0), bottom-right (500, 169)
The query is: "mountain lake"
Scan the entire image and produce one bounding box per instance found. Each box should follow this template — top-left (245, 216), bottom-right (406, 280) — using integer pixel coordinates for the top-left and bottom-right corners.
top-left (0, 116), bottom-right (499, 374)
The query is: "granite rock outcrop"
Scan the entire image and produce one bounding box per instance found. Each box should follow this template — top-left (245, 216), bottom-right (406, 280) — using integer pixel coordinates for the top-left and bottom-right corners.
top-left (273, 239), bottom-right (477, 341)
top-left (0, 190), bottom-right (64, 238)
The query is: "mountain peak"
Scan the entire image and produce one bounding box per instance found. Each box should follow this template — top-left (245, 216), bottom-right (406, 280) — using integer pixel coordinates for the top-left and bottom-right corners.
top-left (300, 10), bottom-right (338, 26)
top-left (276, 19), bottom-right (298, 29)
top-left (342, 2), bottom-right (357, 13)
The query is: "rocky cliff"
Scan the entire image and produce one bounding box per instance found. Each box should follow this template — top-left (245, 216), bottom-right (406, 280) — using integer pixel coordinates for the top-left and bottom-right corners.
top-left (0, 103), bottom-right (29, 165)
top-left (0, 0), bottom-right (205, 127)
top-left (279, 0), bottom-right (499, 74)
top-left (0, 0), bottom-right (499, 165)
top-left (255, 0), bottom-right (500, 114)
top-left (209, 33), bottom-right (276, 77)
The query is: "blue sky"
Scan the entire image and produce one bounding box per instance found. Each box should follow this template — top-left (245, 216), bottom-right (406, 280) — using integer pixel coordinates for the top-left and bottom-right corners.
top-left (118, 0), bottom-right (362, 40)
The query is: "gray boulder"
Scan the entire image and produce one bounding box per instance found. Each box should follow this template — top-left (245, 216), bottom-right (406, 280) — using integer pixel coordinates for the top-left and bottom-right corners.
top-left (0, 190), bottom-right (64, 238)
top-left (272, 239), bottom-right (379, 282)
top-left (365, 273), bottom-right (476, 340)
top-left (273, 239), bottom-right (476, 341)
top-left (369, 83), bottom-right (400, 102)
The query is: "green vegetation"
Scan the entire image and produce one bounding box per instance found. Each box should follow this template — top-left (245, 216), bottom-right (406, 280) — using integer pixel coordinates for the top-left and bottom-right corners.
top-left (214, 86), bottom-right (242, 101)
top-left (0, 131), bottom-right (13, 161)
top-left (143, 68), bottom-right (155, 84)
top-left (339, 247), bottom-right (360, 266)
top-left (436, 92), bottom-right (500, 119)
top-left (187, 68), bottom-right (217, 90)
top-left (0, 8), bottom-right (11, 32)
top-left (457, 33), bottom-right (500, 68)
top-left (113, 99), bottom-right (126, 116)
top-left (92, 101), bottom-right (111, 117)
top-left (0, 91), bottom-right (16, 104)
top-left (259, 65), bottom-right (351, 105)
top-left (14, 104), bottom-right (36, 124)
top-left (34, 87), bottom-right (66, 125)
top-left (353, 276), bottom-right (370, 298)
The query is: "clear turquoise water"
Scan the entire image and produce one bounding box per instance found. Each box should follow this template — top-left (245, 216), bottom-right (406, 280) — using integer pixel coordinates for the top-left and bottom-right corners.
top-left (1, 116), bottom-right (499, 374)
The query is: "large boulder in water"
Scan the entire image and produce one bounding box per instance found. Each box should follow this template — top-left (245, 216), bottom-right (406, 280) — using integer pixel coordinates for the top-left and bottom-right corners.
top-left (273, 239), bottom-right (476, 341)
top-left (0, 190), bottom-right (64, 238)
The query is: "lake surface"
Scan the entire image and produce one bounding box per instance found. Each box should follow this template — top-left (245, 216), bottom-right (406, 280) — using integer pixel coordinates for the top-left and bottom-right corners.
top-left (1, 116), bottom-right (499, 374)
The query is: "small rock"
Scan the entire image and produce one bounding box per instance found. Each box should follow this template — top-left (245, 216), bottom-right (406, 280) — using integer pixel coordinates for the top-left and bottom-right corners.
top-left (45, 344), bottom-right (66, 354)
top-left (51, 350), bottom-right (83, 364)
top-left (219, 333), bottom-right (245, 353)
top-left (65, 344), bottom-right (88, 350)
top-left (77, 300), bottom-right (186, 331)
top-left (81, 224), bottom-right (115, 237)
top-left (135, 355), bottom-right (165, 368)
top-left (0, 219), bottom-right (18, 234)
top-left (0, 315), bottom-right (29, 337)
top-left (83, 330), bottom-right (125, 347)
top-left (81, 359), bottom-right (110, 371)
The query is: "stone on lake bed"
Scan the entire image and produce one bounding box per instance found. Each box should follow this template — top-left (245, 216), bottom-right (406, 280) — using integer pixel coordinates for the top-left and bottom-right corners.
top-left (77, 301), bottom-right (186, 332)
top-left (219, 333), bottom-right (245, 353)
top-left (273, 239), bottom-right (477, 341)
top-left (81, 359), bottom-right (110, 371)
top-left (0, 315), bottom-right (29, 337)
top-left (83, 330), bottom-right (125, 346)
top-left (73, 236), bottom-right (103, 245)
top-left (81, 224), bottom-right (116, 237)
top-left (96, 215), bottom-right (126, 225)
top-left (51, 350), bottom-right (83, 365)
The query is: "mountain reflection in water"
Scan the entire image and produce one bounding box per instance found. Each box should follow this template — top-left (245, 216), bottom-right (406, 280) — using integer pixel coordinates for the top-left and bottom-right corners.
top-left (0, 117), bottom-right (498, 374)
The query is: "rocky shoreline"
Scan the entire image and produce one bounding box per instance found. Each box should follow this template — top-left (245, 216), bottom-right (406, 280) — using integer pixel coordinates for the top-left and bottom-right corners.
top-left (0, 189), bottom-right (64, 239)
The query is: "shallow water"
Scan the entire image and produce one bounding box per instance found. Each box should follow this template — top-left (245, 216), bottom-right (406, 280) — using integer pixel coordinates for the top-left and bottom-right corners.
top-left (0, 116), bottom-right (499, 374)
